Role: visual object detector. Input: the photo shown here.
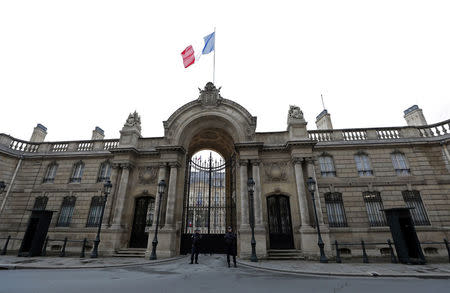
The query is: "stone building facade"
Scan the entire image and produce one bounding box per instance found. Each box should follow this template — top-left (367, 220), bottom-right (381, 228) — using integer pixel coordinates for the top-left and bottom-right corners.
top-left (1, 82), bottom-right (449, 260)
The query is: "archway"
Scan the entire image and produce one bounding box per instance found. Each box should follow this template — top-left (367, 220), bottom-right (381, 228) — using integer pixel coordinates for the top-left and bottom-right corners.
top-left (179, 130), bottom-right (237, 254)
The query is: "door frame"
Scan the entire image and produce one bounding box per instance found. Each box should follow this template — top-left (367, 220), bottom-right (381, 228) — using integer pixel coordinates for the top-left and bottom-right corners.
top-left (266, 194), bottom-right (295, 249)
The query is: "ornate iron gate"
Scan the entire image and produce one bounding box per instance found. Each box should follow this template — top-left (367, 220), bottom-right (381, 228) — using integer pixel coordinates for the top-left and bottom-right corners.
top-left (180, 153), bottom-right (236, 254)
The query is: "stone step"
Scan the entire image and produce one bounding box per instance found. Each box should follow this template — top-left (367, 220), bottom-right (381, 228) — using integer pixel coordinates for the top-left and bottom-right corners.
top-left (115, 248), bottom-right (146, 257)
top-left (267, 249), bottom-right (304, 260)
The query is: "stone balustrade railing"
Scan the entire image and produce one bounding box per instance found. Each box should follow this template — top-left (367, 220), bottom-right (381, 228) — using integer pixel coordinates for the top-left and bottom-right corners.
top-left (0, 134), bottom-right (119, 155)
top-left (308, 119), bottom-right (450, 142)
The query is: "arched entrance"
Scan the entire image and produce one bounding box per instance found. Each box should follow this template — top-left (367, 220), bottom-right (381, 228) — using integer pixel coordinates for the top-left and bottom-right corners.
top-left (130, 196), bottom-right (154, 248)
top-left (267, 194), bottom-right (294, 249)
top-left (180, 150), bottom-right (236, 254)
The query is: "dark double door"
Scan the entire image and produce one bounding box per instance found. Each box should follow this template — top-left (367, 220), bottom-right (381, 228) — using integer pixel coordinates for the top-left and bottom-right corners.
top-left (130, 196), bottom-right (153, 248)
top-left (267, 195), bottom-right (294, 249)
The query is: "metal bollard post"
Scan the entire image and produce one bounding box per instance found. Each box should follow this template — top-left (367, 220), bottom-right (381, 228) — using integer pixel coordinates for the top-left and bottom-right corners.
top-left (387, 239), bottom-right (397, 264)
top-left (335, 240), bottom-right (342, 263)
top-left (1, 235), bottom-right (11, 255)
top-left (80, 238), bottom-right (87, 258)
top-left (444, 239), bottom-right (450, 264)
top-left (42, 236), bottom-right (49, 256)
top-left (60, 237), bottom-right (68, 257)
top-left (361, 240), bottom-right (369, 263)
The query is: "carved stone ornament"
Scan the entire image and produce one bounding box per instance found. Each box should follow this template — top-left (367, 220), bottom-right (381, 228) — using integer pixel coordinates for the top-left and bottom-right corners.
top-left (138, 166), bottom-right (158, 184)
top-left (288, 105), bottom-right (304, 120)
top-left (264, 162), bottom-right (288, 182)
top-left (198, 82), bottom-right (223, 106)
top-left (124, 111), bottom-right (142, 132)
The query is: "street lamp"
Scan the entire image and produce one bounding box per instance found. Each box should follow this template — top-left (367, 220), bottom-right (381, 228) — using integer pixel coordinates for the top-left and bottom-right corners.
top-left (0, 181), bottom-right (5, 194)
top-left (90, 180), bottom-right (112, 258)
top-left (247, 178), bottom-right (258, 262)
top-left (307, 177), bottom-right (328, 263)
top-left (150, 179), bottom-right (166, 260)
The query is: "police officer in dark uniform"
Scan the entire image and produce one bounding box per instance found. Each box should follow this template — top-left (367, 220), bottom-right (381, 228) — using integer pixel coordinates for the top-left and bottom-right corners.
top-left (190, 228), bottom-right (201, 264)
top-left (224, 226), bottom-right (237, 267)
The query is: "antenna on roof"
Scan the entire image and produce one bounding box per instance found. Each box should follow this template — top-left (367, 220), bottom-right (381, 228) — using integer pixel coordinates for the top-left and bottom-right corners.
top-left (321, 94), bottom-right (326, 110)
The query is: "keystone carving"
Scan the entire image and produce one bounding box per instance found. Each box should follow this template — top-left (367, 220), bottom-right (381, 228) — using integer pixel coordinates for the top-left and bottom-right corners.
top-left (198, 82), bottom-right (223, 106)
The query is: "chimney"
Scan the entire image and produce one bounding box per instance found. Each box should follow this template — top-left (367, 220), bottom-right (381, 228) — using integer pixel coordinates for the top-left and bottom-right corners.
top-left (91, 126), bottom-right (105, 140)
top-left (315, 109), bottom-right (333, 130)
top-left (30, 124), bottom-right (47, 142)
top-left (404, 105), bottom-right (427, 126)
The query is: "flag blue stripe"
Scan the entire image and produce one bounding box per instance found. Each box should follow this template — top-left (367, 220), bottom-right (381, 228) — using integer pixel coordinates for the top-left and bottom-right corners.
top-left (202, 32), bottom-right (215, 55)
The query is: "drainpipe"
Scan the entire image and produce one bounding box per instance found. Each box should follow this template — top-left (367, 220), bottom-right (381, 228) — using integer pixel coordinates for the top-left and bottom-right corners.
top-left (0, 155), bottom-right (23, 214)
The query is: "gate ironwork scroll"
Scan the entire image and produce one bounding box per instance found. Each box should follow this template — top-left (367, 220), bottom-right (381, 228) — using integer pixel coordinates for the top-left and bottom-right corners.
top-left (180, 152), bottom-right (236, 254)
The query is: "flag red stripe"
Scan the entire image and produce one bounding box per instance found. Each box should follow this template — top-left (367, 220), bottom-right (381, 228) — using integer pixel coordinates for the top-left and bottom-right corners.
top-left (181, 45), bottom-right (195, 68)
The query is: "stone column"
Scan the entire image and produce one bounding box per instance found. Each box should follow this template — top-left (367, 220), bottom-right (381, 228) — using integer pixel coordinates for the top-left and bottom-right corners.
top-left (292, 157), bottom-right (310, 227)
top-left (164, 162), bottom-right (179, 227)
top-left (110, 163), bottom-right (131, 229)
top-left (239, 160), bottom-right (249, 229)
top-left (251, 160), bottom-right (263, 227)
top-left (306, 158), bottom-right (324, 225)
top-left (155, 163), bottom-right (167, 224)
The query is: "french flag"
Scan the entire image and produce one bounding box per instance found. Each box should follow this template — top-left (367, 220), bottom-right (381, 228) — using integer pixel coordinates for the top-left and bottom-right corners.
top-left (181, 45), bottom-right (195, 68)
top-left (180, 32), bottom-right (215, 69)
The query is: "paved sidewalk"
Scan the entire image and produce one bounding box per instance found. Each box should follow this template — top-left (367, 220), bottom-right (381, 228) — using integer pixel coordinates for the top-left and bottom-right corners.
top-left (238, 259), bottom-right (450, 279)
top-left (0, 255), bottom-right (184, 270)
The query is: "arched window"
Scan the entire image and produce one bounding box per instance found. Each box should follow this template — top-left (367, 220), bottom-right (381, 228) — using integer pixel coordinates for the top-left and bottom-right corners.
top-left (324, 192), bottom-right (347, 227)
top-left (86, 196), bottom-right (104, 227)
top-left (354, 153), bottom-right (373, 176)
top-left (33, 196), bottom-right (48, 210)
top-left (43, 161), bottom-right (58, 183)
top-left (97, 161), bottom-right (112, 182)
top-left (363, 191), bottom-right (387, 226)
top-left (318, 155), bottom-right (336, 177)
top-left (69, 161), bottom-right (84, 183)
top-left (391, 152), bottom-right (410, 176)
top-left (402, 190), bottom-right (430, 226)
top-left (57, 196), bottom-right (76, 227)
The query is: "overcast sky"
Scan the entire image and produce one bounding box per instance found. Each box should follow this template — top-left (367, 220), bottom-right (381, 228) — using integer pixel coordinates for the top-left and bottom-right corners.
top-left (1, 1), bottom-right (449, 142)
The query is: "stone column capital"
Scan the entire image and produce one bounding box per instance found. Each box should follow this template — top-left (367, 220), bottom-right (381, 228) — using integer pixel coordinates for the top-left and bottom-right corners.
top-left (239, 159), bottom-right (248, 167)
top-left (250, 159), bottom-right (261, 166)
top-left (291, 157), bottom-right (304, 165)
top-left (158, 162), bottom-right (168, 169)
top-left (168, 161), bottom-right (181, 168)
top-left (304, 157), bottom-right (315, 165)
top-left (120, 163), bottom-right (134, 170)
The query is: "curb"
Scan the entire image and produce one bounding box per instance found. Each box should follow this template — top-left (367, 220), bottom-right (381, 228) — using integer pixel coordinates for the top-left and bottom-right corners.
top-left (237, 261), bottom-right (450, 279)
top-left (0, 256), bottom-right (186, 270)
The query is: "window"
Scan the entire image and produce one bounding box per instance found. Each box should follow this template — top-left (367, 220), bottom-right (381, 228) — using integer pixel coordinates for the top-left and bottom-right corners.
top-left (86, 196), bottom-right (104, 227)
top-left (146, 198), bottom-right (155, 226)
top-left (57, 196), bottom-right (76, 227)
top-left (33, 196), bottom-right (48, 210)
top-left (363, 191), bottom-right (387, 226)
top-left (97, 161), bottom-right (112, 182)
top-left (354, 153), bottom-right (373, 176)
top-left (43, 162), bottom-right (58, 183)
top-left (324, 192), bottom-right (347, 227)
top-left (69, 161), bottom-right (84, 183)
top-left (196, 192), bottom-right (203, 206)
top-left (318, 155), bottom-right (336, 177)
top-left (402, 190), bottom-right (430, 226)
top-left (391, 152), bottom-right (410, 176)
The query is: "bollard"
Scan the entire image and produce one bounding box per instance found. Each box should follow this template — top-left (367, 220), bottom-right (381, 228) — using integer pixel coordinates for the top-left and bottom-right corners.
top-left (1, 235), bottom-right (11, 255)
top-left (335, 240), bottom-right (342, 263)
top-left (60, 237), bottom-right (68, 257)
top-left (387, 239), bottom-right (397, 264)
top-left (42, 236), bottom-right (49, 256)
top-left (361, 240), bottom-right (369, 263)
top-left (80, 238), bottom-right (87, 258)
top-left (444, 239), bottom-right (450, 264)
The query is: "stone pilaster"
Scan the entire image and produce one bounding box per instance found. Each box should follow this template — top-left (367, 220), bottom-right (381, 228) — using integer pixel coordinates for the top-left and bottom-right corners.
top-left (251, 160), bottom-right (263, 227)
top-left (110, 163), bottom-right (132, 230)
top-left (292, 157), bottom-right (310, 227)
top-left (239, 160), bottom-right (249, 229)
top-left (164, 162), bottom-right (179, 227)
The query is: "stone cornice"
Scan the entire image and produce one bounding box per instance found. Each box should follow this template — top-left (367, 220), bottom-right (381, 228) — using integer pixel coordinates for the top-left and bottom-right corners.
top-left (234, 142), bottom-right (264, 151)
top-left (155, 145), bottom-right (186, 154)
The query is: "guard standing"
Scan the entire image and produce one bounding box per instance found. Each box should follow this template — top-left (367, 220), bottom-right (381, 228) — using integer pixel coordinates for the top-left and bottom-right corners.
top-left (224, 226), bottom-right (237, 267)
top-left (190, 228), bottom-right (201, 264)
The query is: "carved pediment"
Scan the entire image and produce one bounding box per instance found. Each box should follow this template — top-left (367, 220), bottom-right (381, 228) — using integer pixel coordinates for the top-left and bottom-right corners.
top-left (198, 82), bottom-right (223, 106)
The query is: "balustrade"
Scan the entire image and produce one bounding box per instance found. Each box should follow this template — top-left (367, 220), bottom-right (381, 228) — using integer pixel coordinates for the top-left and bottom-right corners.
top-left (9, 139), bottom-right (39, 153)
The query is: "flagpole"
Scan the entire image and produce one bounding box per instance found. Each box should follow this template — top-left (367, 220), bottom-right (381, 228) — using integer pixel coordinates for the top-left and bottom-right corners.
top-left (213, 27), bottom-right (216, 84)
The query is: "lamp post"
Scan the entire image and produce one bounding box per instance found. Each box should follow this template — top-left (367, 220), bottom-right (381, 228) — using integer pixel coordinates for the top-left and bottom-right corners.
top-left (90, 180), bottom-right (112, 258)
top-left (307, 177), bottom-right (328, 263)
top-left (247, 178), bottom-right (258, 262)
top-left (150, 179), bottom-right (166, 260)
